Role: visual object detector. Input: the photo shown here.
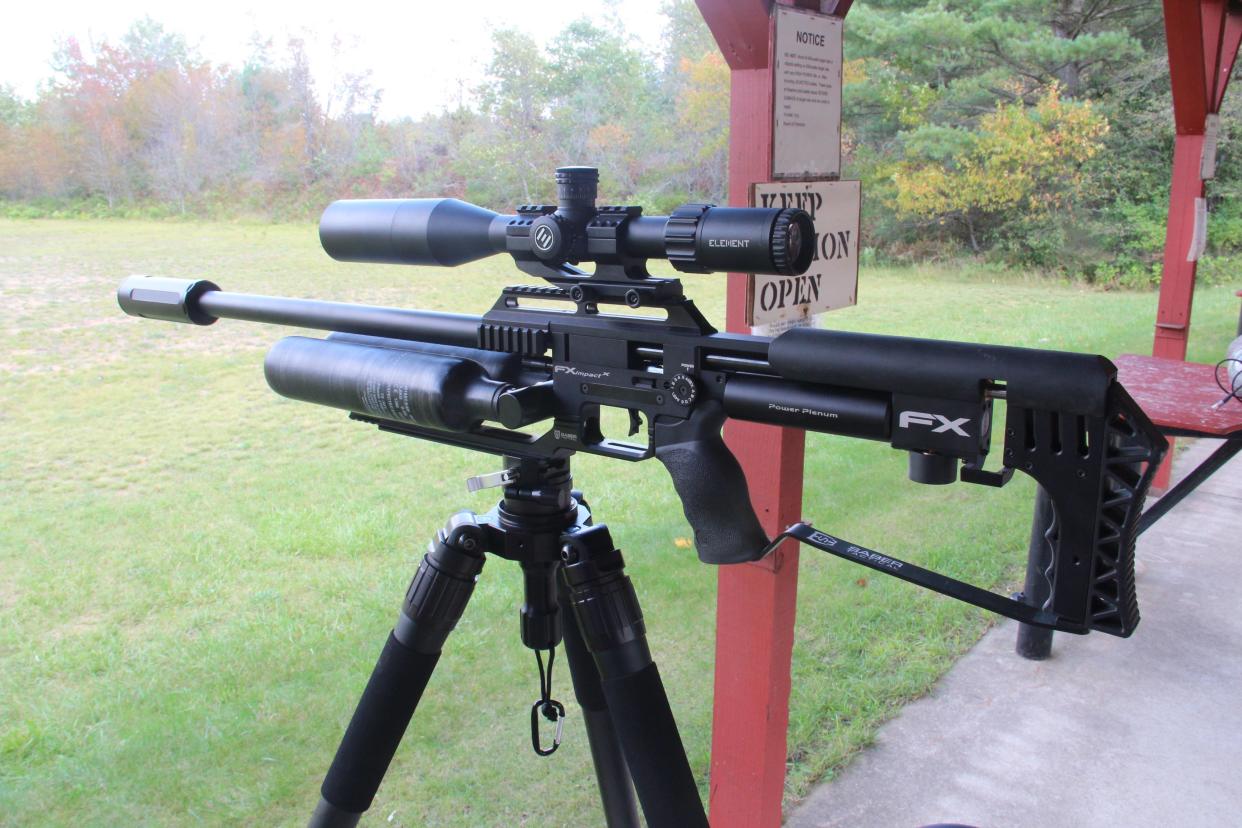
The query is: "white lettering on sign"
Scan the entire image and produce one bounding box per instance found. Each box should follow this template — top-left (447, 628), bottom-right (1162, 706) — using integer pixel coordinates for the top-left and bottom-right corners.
top-left (773, 6), bottom-right (843, 179)
top-left (748, 180), bottom-right (861, 327)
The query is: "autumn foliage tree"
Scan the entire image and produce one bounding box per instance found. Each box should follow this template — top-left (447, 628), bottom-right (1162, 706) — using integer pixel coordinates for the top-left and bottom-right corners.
top-left (893, 85), bottom-right (1108, 251)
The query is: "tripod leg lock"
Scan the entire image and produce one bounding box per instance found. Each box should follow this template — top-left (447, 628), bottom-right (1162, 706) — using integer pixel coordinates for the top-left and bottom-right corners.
top-left (562, 525), bottom-right (651, 676)
top-left (562, 525), bottom-right (708, 828)
top-left (395, 512), bottom-right (487, 654)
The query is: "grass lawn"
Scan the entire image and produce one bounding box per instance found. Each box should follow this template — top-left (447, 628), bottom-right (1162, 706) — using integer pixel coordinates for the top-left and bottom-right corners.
top-left (1, 218), bottom-right (1236, 826)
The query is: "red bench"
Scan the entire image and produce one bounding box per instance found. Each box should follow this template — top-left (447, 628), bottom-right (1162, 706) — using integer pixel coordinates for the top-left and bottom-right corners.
top-left (1114, 354), bottom-right (1242, 532)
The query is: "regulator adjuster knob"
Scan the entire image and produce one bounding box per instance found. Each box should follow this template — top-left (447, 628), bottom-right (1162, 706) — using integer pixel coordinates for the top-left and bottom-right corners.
top-left (669, 373), bottom-right (698, 406)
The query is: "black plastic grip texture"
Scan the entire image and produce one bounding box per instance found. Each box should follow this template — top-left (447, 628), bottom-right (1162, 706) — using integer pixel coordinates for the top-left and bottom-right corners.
top-left (320, 632), bottom-right (440, 815)
top-left (600, 662), bottom-right (709, 828)
top-left (654, 401), bottom-right (769, 564)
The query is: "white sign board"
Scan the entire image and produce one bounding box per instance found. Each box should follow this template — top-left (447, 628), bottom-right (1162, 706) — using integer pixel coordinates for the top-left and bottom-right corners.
top-left (747, 180), bottom-right (861, 327)
top-left (751, 316), bottom-right (817, 338)
top-left (772, 6), bottom-right (843, 179)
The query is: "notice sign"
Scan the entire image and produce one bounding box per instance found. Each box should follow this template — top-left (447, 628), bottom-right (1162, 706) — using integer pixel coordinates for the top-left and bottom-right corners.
top-left (747, 180), bottom-right (861, 327)
top-left (772, 6), bottom-right (843, 179)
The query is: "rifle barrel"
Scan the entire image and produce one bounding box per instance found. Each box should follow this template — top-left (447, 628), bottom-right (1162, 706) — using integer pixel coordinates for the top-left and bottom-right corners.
top-left (197, 292), bottom-right (482, 348)
top-left (117, 276), bottom-right (484, 349)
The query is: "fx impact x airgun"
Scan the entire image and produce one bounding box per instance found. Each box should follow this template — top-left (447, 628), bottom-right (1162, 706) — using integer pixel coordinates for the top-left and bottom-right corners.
top-left (118, 167), bottom-right (1166, 828)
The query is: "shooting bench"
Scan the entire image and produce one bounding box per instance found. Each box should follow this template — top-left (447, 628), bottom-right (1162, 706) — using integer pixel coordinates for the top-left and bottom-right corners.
top-left (1016, 352), bottom-right (1242, 659)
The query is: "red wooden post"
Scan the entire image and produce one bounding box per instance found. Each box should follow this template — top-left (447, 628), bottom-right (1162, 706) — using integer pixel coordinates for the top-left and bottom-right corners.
top-left (1147, 3), bottom-right (1237, 489)
top-left (1155, 0), bottom-right (1242, 363)
top-left (695, 2), bottom-right (849, 824)
top-left (1152, 1), bottom-right (1241, 486)
top-left (1153, 132), bottom-right (1207, 363)
top-left (1155, 0), bottom-right (1209, 364)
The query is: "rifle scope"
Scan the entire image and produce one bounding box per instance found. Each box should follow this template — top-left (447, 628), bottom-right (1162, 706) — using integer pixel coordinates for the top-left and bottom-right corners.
top-left (319, 166), bottom-right (815, 276)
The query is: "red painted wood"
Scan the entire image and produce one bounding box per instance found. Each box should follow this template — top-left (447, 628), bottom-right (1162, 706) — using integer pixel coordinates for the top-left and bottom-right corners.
top-left (1115, 354), bottom-right (1242, 436)
top-left (1165, 0), bottom-right (1208, 133)
top-left (695, 0), bottom-right (832, 69)
top-left (1151, 133), bottom-right (1206, 489)
top-left (1154, 133), bottom-right (1206, 362)
top-left (696, 3), bottom-right (851, 823)
top-left (1202, 0), bottom-right (1226, 108)
top-left (695, 0), bottom-right (772, 70)
top-left (1215, 13), bottom-right (1242, 110)
top-left (709, 36), bottom-right (808, 827)
top-left (1153, 0), bottom-right (1226, 489)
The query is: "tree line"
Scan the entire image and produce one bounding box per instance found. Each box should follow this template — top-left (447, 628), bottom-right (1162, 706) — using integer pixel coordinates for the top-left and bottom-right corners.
top-left (1, 1), bottom-right (1238, 282)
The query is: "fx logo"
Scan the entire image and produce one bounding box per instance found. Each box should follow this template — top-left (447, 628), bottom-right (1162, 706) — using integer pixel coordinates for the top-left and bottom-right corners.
top-left (898, 411), bottom-right (971, 437)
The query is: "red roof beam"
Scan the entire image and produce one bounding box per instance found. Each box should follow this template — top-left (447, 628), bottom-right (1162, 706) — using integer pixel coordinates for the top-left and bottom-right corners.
top-left (695, 0), bottom-right (772, 70)
top-left (1201, 0), bottom-right (1227, 107)
top-left (1165, 0), bottom-right (1209, 133)
top-left (695, 1), bottom-right (849, 70)
top-left (1213, 8), bottom-right (1242, 110)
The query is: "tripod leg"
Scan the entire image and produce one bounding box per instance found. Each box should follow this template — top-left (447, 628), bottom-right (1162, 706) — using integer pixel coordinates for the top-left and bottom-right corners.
top-left (561, 526), bottom-right (709, 828)
top-left (309, 514), bottom-right (487, 828)
top-left (1015, 487), bottom-right (1055, 660)
top-left (558, 578), bottom-right (641, 828)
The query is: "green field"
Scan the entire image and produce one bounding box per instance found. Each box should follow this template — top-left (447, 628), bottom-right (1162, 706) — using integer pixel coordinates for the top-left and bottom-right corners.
top-left (1, 219), bottom-right (1236, 826)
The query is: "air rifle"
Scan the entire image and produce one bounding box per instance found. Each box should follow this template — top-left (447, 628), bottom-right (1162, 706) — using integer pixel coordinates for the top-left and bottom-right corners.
top-left (118, 166), bottom-right (1164, 637)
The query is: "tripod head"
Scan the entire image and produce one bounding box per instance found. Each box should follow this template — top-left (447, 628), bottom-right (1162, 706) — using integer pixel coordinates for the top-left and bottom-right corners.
top-left (319, 166), bottom-right (815, 282)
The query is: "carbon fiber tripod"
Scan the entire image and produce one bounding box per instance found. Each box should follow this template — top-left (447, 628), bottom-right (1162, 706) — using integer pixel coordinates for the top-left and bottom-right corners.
top-left (307, 456), bottom-right (708, 828)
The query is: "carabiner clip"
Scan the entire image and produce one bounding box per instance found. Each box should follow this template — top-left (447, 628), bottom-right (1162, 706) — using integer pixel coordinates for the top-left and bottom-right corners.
top-left (530, 698), bottom-right (566, 757)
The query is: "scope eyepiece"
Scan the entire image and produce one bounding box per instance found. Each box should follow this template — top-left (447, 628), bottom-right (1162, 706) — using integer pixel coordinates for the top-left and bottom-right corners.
top-left (663, 205), bottom-right (813, 277)
top-left (317, 167), bottom-right (816, 277)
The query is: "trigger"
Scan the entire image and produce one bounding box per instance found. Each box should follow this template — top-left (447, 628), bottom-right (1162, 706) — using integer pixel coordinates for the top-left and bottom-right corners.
top-left (627, 409), bottom-right (643, 437)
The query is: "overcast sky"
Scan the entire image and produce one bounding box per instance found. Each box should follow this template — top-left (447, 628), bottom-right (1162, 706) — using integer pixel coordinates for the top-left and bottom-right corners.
top-left (3, 0), bottom-right (672, 120)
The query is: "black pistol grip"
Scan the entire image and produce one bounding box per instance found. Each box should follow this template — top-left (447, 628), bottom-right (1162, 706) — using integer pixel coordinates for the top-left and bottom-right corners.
top-left (654, 401), bottom-right (770, 564)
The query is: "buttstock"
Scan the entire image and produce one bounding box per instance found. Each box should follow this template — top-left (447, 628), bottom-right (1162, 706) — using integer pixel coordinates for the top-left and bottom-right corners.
top-left (1010, 383), bottom-right (1166, 637)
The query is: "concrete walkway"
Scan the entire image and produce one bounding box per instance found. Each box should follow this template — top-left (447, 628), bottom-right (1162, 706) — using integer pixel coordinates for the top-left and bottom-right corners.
top-left (787, 438), bottom-right (1241, 828)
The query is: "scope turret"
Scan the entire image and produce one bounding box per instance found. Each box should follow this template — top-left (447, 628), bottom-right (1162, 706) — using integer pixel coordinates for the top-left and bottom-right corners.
top-left (318, 166), bottom-right (815, 277)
